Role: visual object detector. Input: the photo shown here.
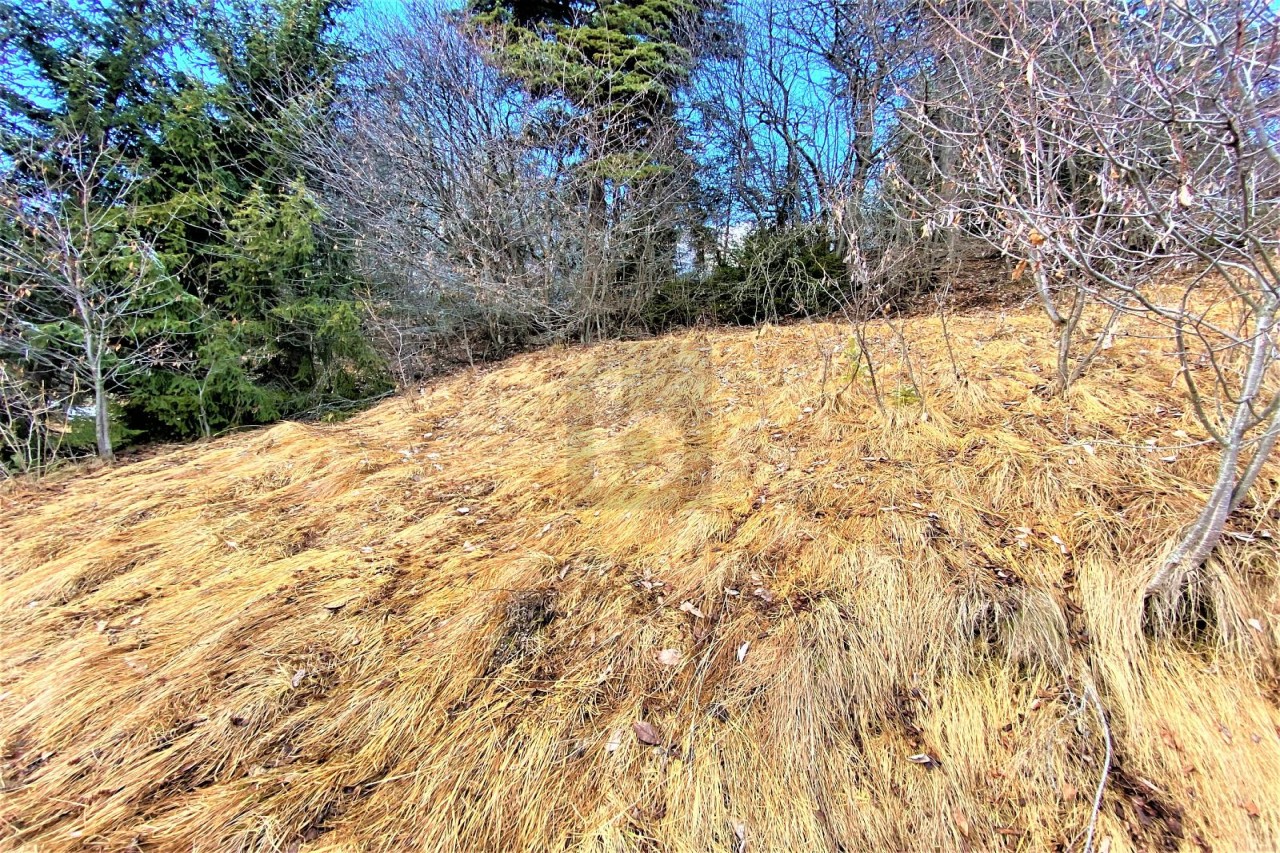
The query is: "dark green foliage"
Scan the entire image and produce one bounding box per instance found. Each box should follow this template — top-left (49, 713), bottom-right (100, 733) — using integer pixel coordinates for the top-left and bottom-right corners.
top-left (471, 0), bottom-right (698, 120)
top-left (62, 401), bottom-right (141, 453)
top-left (1, 0), bottom-right (388, 457)
top-left (647, 225), bottom-right (847, 329)
top-left (0, 0), bottom-right (181, 157)
top-left (130, 0), bottom-right (388, 438)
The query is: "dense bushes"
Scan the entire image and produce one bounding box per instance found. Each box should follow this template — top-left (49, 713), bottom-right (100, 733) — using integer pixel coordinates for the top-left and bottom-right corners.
top-left (646, 226), bottom-right (847, 329)
top-left (0, 0), bottom-right (389, 469)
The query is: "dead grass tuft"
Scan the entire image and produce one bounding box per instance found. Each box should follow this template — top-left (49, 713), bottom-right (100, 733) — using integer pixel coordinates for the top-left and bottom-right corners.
top-left (0, 299), bottom-right (1277, 851)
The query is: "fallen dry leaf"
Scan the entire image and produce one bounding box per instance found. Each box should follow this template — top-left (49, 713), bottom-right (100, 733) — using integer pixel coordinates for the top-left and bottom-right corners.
top-left (678, 601), bottom-right (704, 619)
top-left (633, 720), bottom-right (661, 745)
top-left (657, 648), bottom-right (682, 666)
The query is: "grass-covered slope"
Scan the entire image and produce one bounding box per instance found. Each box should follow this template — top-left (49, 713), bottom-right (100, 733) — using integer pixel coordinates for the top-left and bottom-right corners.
top-left (1, 305), bottom-right (1278, 851)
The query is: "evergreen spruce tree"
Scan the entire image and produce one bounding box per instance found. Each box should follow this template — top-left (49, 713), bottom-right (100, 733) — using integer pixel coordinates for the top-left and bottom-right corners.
top-left (132, 0), bottom-right (387, 437)
top-left (1, 0), bottom-right (387, 456)
top-left (470, 0), bottom-right (722, 335)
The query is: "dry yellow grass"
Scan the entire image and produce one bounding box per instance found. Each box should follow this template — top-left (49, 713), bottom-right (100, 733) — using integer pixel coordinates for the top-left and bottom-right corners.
top-left (1, 301), bottom-right (1278, 851)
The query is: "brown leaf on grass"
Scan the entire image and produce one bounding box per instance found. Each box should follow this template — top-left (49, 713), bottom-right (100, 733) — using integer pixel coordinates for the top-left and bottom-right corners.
top-left (1243, 800), bottom-right (1261, 819)
top-left (952, 807), bottom-right (970, 838)
top-left (1061, 782), bottom-right (1077, 804)
top-left (633, 721), bottom-right (661, 745)
top-left (678, 601), bottom-right (704, 619)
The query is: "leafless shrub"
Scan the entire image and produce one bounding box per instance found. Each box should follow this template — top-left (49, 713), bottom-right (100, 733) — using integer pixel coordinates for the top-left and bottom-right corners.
top-left (0, 364), bottom-right (75, 476)
top-left (691, 0), bottom-right (937, 400)
top-left (905, 0), bottom-right (1280, 622)
top-left (306, 1), bottom-right (697, 380)
top-left (0, 134), bottom-right (181, 462)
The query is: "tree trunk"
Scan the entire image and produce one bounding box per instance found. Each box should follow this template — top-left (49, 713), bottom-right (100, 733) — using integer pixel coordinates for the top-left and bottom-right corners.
top-left (1145, 298), bottom-right (1277, 611)
top-left (93, 368), bottom-right (114, 463)
top-left (1031, 246), bottom-right (1064, 326)
top-left (1145, 436), bottom-right (1242, 609)
top-left (1230, 412), bottom-right (1280, 513)
top-left (74, 294), bottom-right (113, 462)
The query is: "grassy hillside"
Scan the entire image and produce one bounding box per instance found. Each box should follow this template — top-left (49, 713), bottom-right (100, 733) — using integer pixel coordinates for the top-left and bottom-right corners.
top-left (1, 302), bottom-right (1278, 851)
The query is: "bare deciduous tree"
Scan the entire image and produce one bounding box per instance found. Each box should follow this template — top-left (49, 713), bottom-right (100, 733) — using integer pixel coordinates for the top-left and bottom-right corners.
top-left (1, 134), bottom-right (180, 461)
top-left (305, 1), bottom-right (698, 380)
top-left (907, 0), bottom-right (1280, 621)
